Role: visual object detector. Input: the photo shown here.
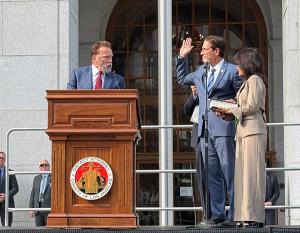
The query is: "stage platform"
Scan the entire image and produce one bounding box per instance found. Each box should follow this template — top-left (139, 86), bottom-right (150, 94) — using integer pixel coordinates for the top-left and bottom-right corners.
top-left (0, 226), bottom-right (300, 233)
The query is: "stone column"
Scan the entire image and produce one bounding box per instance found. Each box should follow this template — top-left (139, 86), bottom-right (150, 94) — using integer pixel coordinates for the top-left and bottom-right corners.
top-left (0, 0), bottom-right (78, 226)
top-left (269, 40), bottom-right (284, 164)
top-left (282, 0), bottom-right (300, 225)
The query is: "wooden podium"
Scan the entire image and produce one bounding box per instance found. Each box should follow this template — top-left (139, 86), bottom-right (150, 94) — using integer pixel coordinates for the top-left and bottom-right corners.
top-left (45, 90), bottom-right (140, 228)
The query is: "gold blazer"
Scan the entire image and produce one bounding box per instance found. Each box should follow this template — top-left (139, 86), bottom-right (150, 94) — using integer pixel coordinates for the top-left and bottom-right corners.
top-left (232, 75), bottom-right (267, 138)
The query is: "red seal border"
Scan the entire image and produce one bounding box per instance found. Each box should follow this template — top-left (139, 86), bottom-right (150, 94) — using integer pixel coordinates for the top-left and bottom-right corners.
top-left (70, 157), bottom-right (113, 200)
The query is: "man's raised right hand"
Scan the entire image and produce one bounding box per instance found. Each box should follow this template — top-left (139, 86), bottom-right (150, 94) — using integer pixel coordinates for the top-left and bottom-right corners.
top-left (179, 38), bottom-right (194, 58)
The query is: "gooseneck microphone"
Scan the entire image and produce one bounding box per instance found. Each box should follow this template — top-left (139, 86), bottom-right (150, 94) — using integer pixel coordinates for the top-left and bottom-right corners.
top-left (203, 61), bottom-right (210, 70)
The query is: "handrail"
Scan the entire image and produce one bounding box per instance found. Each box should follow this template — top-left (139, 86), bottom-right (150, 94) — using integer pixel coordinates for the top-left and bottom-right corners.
top-left (5, 128), bottom-right (47, 226)
top-left (5, 123), bottom-right (300, 226)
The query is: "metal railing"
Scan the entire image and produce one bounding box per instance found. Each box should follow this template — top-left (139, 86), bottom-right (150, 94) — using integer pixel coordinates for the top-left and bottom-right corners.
top-left (4, 123), bottom-right (300, 226)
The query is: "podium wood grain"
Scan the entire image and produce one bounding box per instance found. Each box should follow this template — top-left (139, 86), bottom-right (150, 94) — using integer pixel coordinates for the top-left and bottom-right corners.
top-left (46, 90), bottom-right (140, 228)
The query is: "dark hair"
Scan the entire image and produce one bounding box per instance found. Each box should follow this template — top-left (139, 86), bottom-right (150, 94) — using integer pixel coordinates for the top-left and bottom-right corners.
top-left (91, 41), bottom-right (111, 58)
top-left (234, 47), bottom-right (263, 79)
top-left (204, 35), bottom-right (226, 57)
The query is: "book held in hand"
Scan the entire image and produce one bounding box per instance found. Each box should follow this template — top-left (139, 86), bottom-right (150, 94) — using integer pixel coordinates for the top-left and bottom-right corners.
top-left (209, 99), bottom-right (238, 111)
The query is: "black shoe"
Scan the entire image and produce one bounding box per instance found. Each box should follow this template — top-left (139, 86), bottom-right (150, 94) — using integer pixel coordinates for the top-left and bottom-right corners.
top-left (208, 218), bottom-right (225, 224)
top-left (243, 221), bottom-right (264, 228)
top-left (220, 219), bottom-right (236, 228)
top-left (198, 218), bottom-right (224, 228)
top-left (236, 222), bottom-right (243, 228)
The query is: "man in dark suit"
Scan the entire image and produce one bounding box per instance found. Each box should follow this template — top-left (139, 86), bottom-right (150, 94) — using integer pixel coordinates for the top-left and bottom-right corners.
top-left (183, 85), bottom-right (211, 222)
top-left (0, 151), bottom-right (19, 227)
top-left (177, 35), bottom-right (243, 226)
top-left (265, 172), bottom-right (280, 225)
top-left (67, 40), bottom-right (125, 89)
top-left (29, 159), bottom-right (51, 226)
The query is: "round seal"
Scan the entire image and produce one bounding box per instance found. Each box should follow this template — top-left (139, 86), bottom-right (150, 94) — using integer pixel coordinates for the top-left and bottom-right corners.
top-left (70, 157), bottom-right (113, 200)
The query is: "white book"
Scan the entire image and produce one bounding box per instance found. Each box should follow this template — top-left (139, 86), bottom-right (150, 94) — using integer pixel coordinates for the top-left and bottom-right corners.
top-left (209, 99), bottom-right (238, 111)
top-left (190, 105), bottom-right (199, 123)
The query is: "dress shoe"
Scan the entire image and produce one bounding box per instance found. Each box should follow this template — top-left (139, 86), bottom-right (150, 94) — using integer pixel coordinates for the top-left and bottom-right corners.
top-left (243, 221), bottom-right (264, 228)
top-left (220, 219), bottom-right (236, 227)
top-left (197, 218), bottom-right (224, 228)
top-left (236, 221), bottom-right (243, 228)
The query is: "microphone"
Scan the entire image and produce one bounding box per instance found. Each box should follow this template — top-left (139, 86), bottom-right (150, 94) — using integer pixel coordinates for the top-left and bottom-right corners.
top-left (203, 61), bottom-right (210, 70)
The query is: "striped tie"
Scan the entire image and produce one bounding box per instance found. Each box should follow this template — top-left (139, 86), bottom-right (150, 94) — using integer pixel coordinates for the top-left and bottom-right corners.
top-left (95, 71), bottom-right (103, 89)
top-left (207, 68), bottom-right (216, 94)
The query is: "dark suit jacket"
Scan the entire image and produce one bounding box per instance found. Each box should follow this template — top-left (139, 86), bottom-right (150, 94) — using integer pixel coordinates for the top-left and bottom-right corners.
top-left (177, 58), bottom-right (243, 137)
top-left (183, 95), bottom-right (199, 148)
top-left (0, 168), bottom-right (19, 208)
top-left (29, 175), bottom-right (51, 210)
top-left (67, 65), bottom-right (125, 89)
top-left (265, 173), bottom-right (280, 205)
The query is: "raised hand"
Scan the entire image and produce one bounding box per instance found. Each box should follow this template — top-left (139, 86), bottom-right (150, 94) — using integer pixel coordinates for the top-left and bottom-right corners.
top-left (179, 38), bottom-right (194, 58)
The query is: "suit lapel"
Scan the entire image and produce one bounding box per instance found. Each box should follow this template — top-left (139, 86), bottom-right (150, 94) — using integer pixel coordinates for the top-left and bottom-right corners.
top-left (104, 73), bottom-right (113, 89)
top-left (199, 67), bottom-right (206, 87)
top-left (209, 61), bottom-right (228, 95)
top-left (44, 175), bottom-right (51, 193)
top-left (83, 66), bottom-right (93, 89)
top-left (236, 79), bottom-right (246, 100)
top-left (37, 175), bottom-right (42, 193)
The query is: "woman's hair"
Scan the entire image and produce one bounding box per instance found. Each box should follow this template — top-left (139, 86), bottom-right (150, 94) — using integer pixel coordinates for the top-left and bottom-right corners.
top-left (234, 47), bottom-right (263, 79)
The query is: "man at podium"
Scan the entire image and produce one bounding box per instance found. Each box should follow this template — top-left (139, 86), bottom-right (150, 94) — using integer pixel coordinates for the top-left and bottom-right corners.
top-left (67, 40), bottom-right (125, 89)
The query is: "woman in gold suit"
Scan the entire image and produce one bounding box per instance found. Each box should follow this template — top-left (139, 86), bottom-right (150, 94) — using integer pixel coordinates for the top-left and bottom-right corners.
top-left (218, 48), bottom-right (267, 228)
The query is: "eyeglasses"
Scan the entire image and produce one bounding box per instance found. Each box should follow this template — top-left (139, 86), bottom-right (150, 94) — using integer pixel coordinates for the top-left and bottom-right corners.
top-left (39, 164), bottom-right (49, 167)
top-left (201, 47), bottom-right (212, 52)
top-left (0, 157), bottom-right (5, 160)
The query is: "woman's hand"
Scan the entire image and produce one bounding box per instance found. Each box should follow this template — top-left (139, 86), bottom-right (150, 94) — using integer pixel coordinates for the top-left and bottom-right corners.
top-left (224, 98), bottom-right (236, 104)
top-left (213, 108), bottom-right (235, 121)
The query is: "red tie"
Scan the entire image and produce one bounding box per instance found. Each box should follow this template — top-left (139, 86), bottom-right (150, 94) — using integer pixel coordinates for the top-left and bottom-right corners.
top-left (95, 71), bottom-right (103, 89)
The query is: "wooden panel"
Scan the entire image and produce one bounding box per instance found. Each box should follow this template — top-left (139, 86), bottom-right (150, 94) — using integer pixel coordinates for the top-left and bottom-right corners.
top-left (53, 102), bottom-right (129, 126)
top-left (46, 90), bottom-right (139, 228)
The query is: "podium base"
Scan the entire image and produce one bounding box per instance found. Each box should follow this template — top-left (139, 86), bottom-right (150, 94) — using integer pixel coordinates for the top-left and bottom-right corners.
top-left (47, 213), bottom-right (138, 228)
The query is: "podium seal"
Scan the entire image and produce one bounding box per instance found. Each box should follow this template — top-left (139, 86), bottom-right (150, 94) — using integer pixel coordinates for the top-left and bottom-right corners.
top-left (70, 157), bottom-right (113, 200)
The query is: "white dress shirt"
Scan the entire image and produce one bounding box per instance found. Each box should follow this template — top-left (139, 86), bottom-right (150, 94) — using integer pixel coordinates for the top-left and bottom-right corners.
top-left (92, 65), bottom-right (105, 89)
top-left (207, 58), bottom-right (225, 85)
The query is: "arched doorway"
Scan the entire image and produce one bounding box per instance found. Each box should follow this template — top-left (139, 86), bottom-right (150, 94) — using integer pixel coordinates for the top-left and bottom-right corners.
top-left (107, 0), bottom-right (267, 225)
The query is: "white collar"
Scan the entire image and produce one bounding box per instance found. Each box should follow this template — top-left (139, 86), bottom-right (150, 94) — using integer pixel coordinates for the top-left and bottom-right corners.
top-left (92, 65), bottom-right (99, 76)
top-left (211, 58), bottom-right (224, 73)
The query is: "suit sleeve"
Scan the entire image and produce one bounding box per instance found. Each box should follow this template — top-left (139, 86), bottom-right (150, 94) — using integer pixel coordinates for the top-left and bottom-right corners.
top-left (9, 174), bottom-right (19, 197)
top-left (67, 69), bottom-right (77, 89)
top-left (176, 57), bottom-right (197, 86)
top-left (183, 95), bottom-right (199, 116)
top-left (29, 177), bottom-right (36, 208)
top-left (270, 176), bottom-right (280, 205)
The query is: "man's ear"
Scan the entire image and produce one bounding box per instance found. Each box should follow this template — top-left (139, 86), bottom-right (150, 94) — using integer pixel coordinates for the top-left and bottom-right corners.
top-left (215, 48), bottom-right (220, 55)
